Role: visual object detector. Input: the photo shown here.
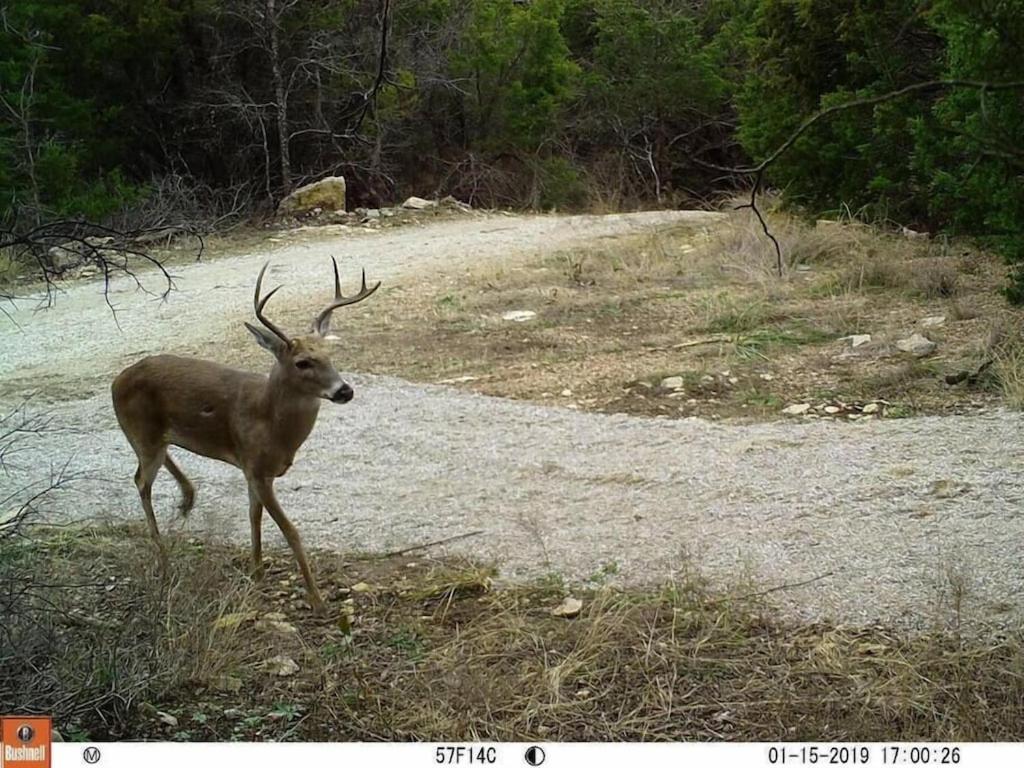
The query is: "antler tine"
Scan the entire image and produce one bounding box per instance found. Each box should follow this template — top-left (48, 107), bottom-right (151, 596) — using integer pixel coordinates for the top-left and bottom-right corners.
top-left (313, 259), bottom-right (381, 334)
top-left (253, 262), bottom-right (291, 344)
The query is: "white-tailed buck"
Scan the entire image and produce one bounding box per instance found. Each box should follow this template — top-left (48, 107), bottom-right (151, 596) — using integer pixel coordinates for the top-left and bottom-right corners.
top-left (112, 259), bottom-right (379, 613)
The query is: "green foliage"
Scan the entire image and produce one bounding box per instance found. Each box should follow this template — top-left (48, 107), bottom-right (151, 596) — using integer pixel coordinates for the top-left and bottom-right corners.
top-left (2, 0), bottom-right (1023, 301)
top-left (452, 0), bottom-right (579, 151)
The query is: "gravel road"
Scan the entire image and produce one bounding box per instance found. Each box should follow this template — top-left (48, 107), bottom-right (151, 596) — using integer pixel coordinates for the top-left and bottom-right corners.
top-left (2, 210), bottom-right (1021, 629)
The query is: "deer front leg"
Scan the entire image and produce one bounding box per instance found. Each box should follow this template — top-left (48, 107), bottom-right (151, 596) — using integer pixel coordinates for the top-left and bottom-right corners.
top-left (251, 476), bottom-right (325, 614)
top-left (246, 481), bottom-right (265, 579)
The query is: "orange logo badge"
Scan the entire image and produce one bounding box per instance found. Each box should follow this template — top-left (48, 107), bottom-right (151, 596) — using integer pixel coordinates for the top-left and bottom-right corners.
top-left (1, 717), bottom-right (52, 768)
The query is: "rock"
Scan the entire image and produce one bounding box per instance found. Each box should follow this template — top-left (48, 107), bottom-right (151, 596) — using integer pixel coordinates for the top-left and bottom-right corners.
top-left (862, 402), bottom-right (881, 414)
top-left (930, 479), bottom-right (968, 499)
top-left (840, 334), bottom-right (872, 348)
top-left (255, 617), bottom-right (298, 635)
top-left (920, 315), bottom-right (946, 328)
top-left (560, 388), bottom-right (573, 397)
top-left (439, 195), bottom-right (472, 211)
top-left (660, 376), bottom-right (685, 390)
top-left (502, 310), bottom-right (536, 322)
top-left (213, 611), bottom-right (257, 630)
top-left (210, 674), bottom-right (243, 693)
top-left (401, 196), bottom-right (437, 210)
top-left (823, 405), bottom-right (841, 414)
top-left (350, 581), bottom-right (372, 593)
top-left (223, 708), bottom-right (245, 720)
top-left (759, 373), bottom-right (775, 381)
top-left (47, 244), bottom-right (80, 272)
top-left (84, 236), bottom-right (114, 247)
top-left (782, 403), bottom-right (811, 415)
top-left (133, 227), bottom-right (183, 245)
top-left (552, 597), bottom-right (583, 618)
top-left (278, 176), bottom-right (347, 215)
top-left (895, 333), bottom-right (936, 357)
top-left (901, 226), bottom-right (928, 240)
top-left (156, 711), bottom-right (179, 727)
top-left (362, 208), bottom-right (381, 220)
top-left (265, 655), bottom-right (300, 677)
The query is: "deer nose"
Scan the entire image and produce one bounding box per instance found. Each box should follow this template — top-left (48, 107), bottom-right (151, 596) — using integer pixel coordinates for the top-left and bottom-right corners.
top-left (330, 383), bottom-right (354, 403)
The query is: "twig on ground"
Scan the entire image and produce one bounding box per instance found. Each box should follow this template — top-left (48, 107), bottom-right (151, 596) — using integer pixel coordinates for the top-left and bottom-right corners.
top-left (375, 530), bottom-right (485, 558)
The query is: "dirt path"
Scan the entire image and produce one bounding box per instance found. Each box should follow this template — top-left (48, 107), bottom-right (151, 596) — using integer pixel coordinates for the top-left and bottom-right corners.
top-left (2, 210), bottom-right (1021, 629)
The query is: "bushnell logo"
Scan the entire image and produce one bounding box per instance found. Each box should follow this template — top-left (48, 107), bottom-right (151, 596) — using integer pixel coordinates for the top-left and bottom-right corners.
top-left (1, 716), bottom-right (51, 768)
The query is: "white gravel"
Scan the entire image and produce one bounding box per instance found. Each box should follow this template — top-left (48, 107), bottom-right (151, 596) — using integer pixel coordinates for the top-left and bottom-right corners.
top-left (2, 210), bottom-right (1022, 630)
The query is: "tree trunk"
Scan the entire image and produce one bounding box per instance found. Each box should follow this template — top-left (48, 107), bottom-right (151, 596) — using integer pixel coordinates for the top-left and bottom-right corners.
top-left (267, 0), bottom-right (291, 195)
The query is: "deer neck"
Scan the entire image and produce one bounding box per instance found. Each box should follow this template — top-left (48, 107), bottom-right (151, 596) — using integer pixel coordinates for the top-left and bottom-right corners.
top-left (263, 367), bottom-right (321, 452)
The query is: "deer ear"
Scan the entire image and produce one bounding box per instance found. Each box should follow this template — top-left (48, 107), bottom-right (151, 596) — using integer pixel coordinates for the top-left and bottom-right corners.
top-left (245, 322), bottom-right (287, 358)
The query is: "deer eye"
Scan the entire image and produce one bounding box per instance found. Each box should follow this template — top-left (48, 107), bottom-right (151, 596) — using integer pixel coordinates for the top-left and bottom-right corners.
top-left (295, 359), bottom-right (313, 370)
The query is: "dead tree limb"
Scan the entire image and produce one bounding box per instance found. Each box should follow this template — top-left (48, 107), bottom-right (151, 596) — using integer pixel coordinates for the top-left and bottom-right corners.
top-left (697, 79), bottom-right (1024, 277)
top-left (0, 219), bottom-right (204, 323)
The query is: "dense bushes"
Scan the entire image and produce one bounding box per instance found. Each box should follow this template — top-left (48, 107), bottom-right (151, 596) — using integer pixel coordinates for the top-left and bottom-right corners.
top-left (2, 0), bottom-right (1023, 292)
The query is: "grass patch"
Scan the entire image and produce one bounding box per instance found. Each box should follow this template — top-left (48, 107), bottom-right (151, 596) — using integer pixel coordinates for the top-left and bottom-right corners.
top-left (2, 525), bottom-right (1023, 741)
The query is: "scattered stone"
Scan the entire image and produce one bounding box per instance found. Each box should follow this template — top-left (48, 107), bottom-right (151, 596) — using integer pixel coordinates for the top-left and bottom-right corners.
top-left (930, 479), bottom-right (968, 499)
top-left (401, 196), bottom-right (437, 210)
top-left (895, 333), bottom-right (937, 357)
top-left (213, 611), bottom-right (257, 630)
top-left (362, 208), bottom-right (381, 220)
top-left (439, 195), bottom-right (473, 211)
top-left (552, 597), bottom-right (583, 618)
top-left (841, 334), bottom-right (872, 348)
top-left (265, 655), bottom-right (300, 677)
top-left (660, 376), bottom-right (685, 390)
top-left (920, 315), bottom-right (946, 328)
top-left (502, 310), bottom-right (537, 322)
top-left (350, 581), bottom-right (372, 593)
top-left (823, 405), bottom-right (841, 414)
top-left (782, 403), bottom-right (811, 416)
top-left (862, 402), bottom-right (881, 414)
top-left (133, 226), bottom-right (184, 245)
top-left (255, 617), bottom-right (298, 636)
top-left (277, 176), bottom-right (346, 215)
top-left (210, 674), bottom-right (243, 693)
top-left (156, 711), bottom-right (179, 728)
top-left (47, 244), bottom-right (80, 272)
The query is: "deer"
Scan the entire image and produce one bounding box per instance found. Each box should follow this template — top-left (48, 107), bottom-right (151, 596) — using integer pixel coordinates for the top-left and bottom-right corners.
top-left (111, 258), bottom-right (380, 614)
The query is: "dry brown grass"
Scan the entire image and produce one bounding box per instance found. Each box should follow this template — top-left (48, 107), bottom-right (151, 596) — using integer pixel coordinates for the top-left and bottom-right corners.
top-left (4, 525), bottom-right (1023, 741)
top-left (985, 314), bottom-right (1024, 408)
top-left (255, 206), bottom-right (1006, 423)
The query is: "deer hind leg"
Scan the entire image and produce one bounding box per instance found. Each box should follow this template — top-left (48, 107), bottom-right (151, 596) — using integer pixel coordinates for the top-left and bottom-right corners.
top-left (246, 481), bottom-right (265, 580)
top-left (162, 453), bottom-right (196, 517)
top-left (251, 476), bottom-right (325, 614)
top-left (134, 445), bottom-right (169, 574)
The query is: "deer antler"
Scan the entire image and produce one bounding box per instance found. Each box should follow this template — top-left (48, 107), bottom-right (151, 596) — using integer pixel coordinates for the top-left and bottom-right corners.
top-left (253, 262), bottom-right (291, 345)
top-left (313, 257), bottom-right (381, 334)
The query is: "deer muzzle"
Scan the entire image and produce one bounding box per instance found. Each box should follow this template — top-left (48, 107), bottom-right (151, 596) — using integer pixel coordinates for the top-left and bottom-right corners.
top-left (329, 382), bottom-right (354, 403)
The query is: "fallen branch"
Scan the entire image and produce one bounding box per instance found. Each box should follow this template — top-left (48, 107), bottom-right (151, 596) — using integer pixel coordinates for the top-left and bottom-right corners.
top-left (375, 530), bottom-right (485, 559)
top-left (710, 571), bottom-right (835, 605)
top-left (696, 79), bottom-right (1024, 276)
